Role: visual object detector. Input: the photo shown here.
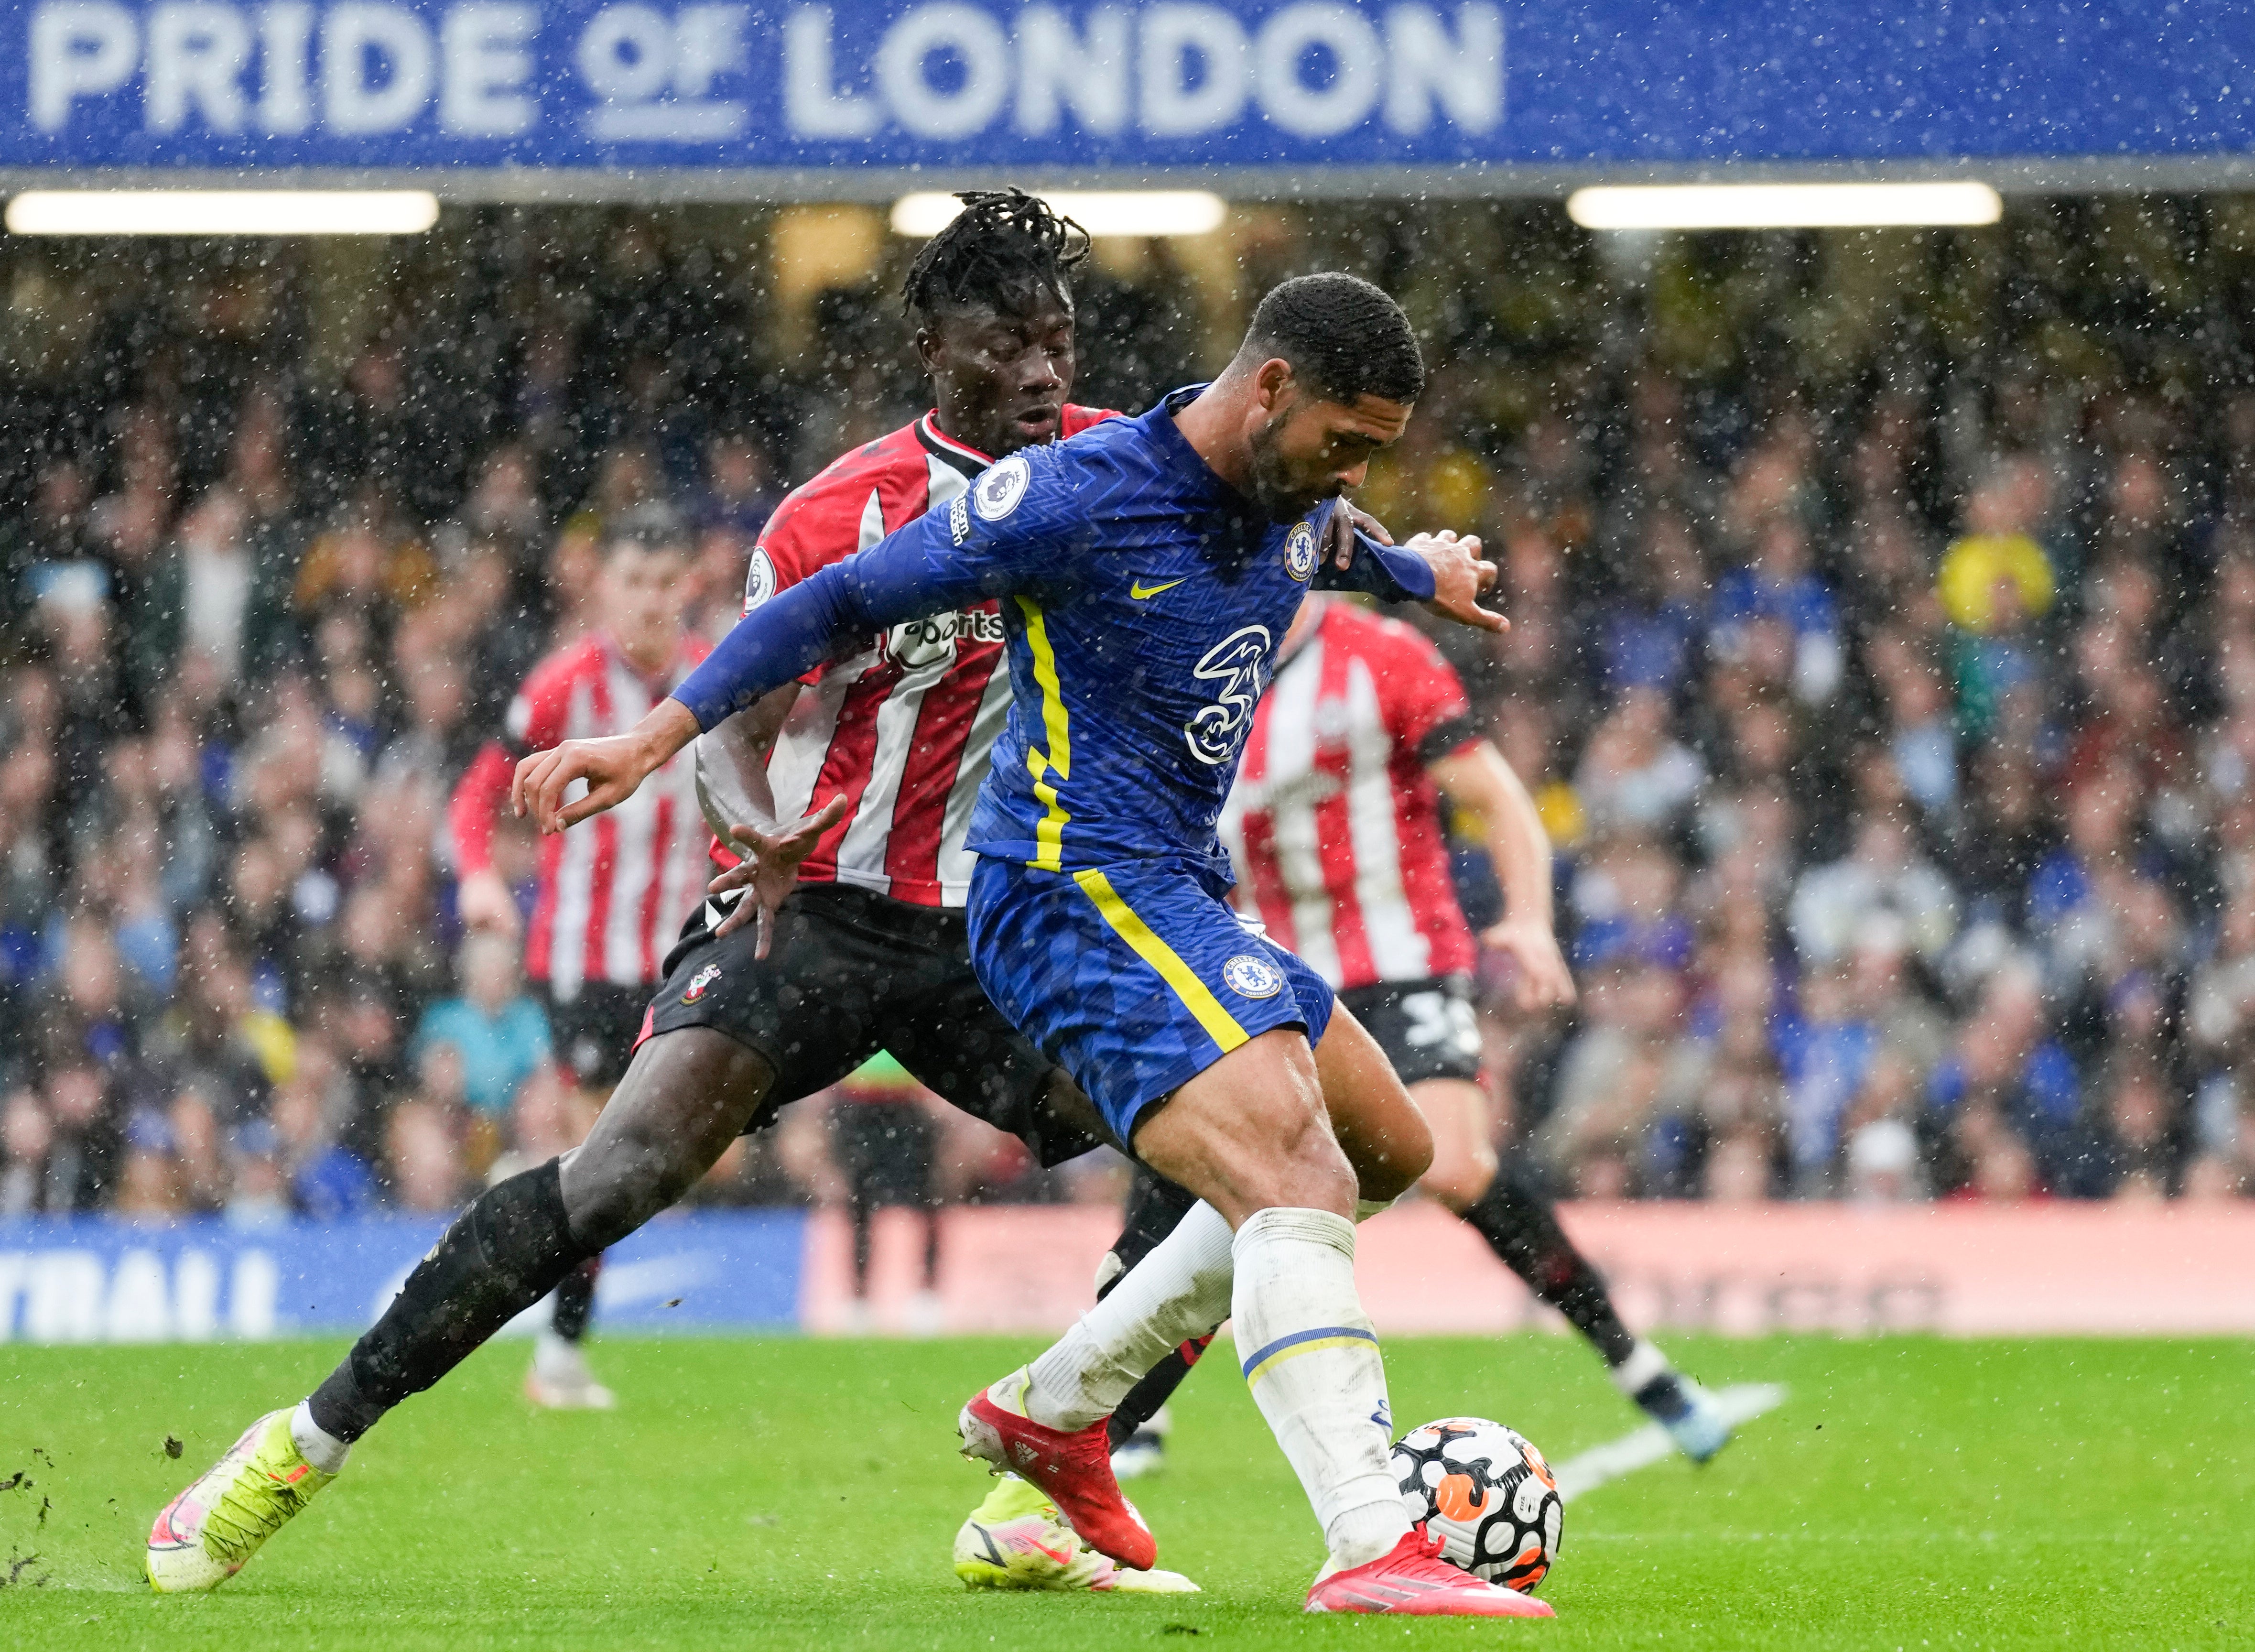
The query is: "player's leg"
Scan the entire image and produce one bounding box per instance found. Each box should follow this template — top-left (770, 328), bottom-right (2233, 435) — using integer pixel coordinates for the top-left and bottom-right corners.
top-left (1437, 1128), bottom-right (1734, 1460)
top-left (989, 1007), bottom-right (1431, 1492)
top-left (1011, 999), bottom-right (1426, 1444)
top-left (900, 1103), bottom-right (945, 1333)
top-left (1389, 971), bottom-right (1732, 1461)
top-left (958, 860), bottom-right (1542, 1615)
top-left (1102, 1170), bottom-right (1206, 1474)
top-left (146, 1026), bottom-right (773, 1593)
top-left (147, 888), bottom-right (883, 1593)
top-left (882, 958), bottom-right (1206, 1591)
top-left (830, 1102), bottom-right (881, 1326)
top-left (528, 985), bottom-right (645, 1409)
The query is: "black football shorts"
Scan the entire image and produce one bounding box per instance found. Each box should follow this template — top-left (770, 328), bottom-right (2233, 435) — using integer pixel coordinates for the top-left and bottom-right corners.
top-left (644, 881), bottom-right (1104, 1167)
top-left (1339, 975), bottom-right (1485, 1087)
top-left (541, 983), bottom-right (650, 1091)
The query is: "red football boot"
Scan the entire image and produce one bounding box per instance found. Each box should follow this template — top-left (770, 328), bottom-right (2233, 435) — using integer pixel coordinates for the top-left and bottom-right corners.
top-left (1306, 1526), bottom-right (1558, 1617)
top-left (957, 1373), bottom-right (1156, 1572)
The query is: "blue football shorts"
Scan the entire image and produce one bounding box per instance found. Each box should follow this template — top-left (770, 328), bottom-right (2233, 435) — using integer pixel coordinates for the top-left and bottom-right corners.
top-left (967, 853), bottom-right (1335, 1144)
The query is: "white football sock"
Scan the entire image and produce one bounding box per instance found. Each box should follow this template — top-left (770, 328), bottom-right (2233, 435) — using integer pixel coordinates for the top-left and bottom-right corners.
top-left (1610, 1338), bottom-right (1672, 1394)
top-left (1232, 1207), bottom-right (1409, 1571)
top-left (1022, 1199), bottom-right (1236, 1433)
top-left (290, 1399), bottom-right (350, 1474)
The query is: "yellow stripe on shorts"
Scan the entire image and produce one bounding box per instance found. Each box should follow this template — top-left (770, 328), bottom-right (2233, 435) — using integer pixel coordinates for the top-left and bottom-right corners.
top-left (1073, 869), bottom-right (1250, 1053)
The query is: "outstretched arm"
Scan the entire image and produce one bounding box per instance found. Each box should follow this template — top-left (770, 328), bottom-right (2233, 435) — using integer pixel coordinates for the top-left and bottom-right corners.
top-left (1428, 739), bottom-right (1575, 1012)
top-left (513, 457), bottom-right (1082, 832)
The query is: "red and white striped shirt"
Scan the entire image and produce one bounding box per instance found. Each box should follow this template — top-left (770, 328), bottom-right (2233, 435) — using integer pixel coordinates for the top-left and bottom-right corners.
top-left (1219, 598), bottom-right (1481, 990)
top-left (737, 407), bottom-right (1114, 909)
top-left (450, 631), bottom-right (713, 996)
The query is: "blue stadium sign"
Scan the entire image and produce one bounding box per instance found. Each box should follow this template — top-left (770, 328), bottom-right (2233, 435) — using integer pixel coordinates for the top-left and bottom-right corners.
top-left (1, 2), bottom-right (2253, 197)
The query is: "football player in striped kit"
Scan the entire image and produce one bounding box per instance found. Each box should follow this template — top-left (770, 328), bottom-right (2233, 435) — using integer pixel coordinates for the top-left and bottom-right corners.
top-left (449, 511), bottom-right (712, 1410)
top-left (146, 190), bottom-right (1192, 1596)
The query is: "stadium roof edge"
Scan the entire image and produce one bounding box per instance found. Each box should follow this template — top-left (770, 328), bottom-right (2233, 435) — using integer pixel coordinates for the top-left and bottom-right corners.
top-left (8, 157), bottom-right (2255, 209)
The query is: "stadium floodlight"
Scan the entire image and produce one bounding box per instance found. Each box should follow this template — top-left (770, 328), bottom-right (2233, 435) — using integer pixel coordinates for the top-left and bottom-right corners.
top-left (4, 190), bottom-right (441, 237)
top-left (891, 191), bottom-right (1227, 239)
top-left (1565, 182), bottom-right (2003, 231)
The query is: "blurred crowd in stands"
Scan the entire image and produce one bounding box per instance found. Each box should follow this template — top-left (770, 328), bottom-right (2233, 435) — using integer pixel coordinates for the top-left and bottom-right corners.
top-left (4, 199), bottom-right (2255, 1218)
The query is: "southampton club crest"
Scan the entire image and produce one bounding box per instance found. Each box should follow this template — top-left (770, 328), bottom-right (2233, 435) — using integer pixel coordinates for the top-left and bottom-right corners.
top-left (1222, 953), bottom-right (1285, 999)
top-left (681, 963), bottom-right (722, 1004)
top-left (1285, 518), bottom-right (1318, 582)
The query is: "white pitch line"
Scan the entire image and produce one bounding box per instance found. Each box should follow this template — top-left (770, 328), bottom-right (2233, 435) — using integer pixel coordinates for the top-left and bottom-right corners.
top-left (1552, 1382), bottom-right (1788, 1502)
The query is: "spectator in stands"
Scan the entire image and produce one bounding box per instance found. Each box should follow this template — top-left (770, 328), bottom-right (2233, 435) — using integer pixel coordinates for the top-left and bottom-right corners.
top-left (1789, 813), bottom-right (1959, 970)
top-left (1711, 514), bottom-right (1843, 705)
top-left (1575, 691), bottom-right (1705, 836)
top-left (695, 428), bottom-right (781, 541)
top-left (1923, 963), bottom-right (2090, 1196)
top-left (386, 1039), bottom-right (473, 1212)
top-left (409, 934), bottom-right (552, 1128)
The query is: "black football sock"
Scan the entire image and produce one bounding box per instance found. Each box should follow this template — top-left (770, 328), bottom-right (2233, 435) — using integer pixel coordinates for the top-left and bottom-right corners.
top-left (551, 1254), bottom-right (602, 1344)
top-left (1107, 1333), bottom-right (1214, 1448)
top-left (1460, 1159), bottom-right (1639, 1369)
top-left (850, 1195), bottom-right (876, 1299)
top-left (1104, 1168), bottom-right (1202, 1282)
top-left (309, 1160), bottom-right (595, 1442)
top-left (1098, 1168), bottom-right (1210, 1449)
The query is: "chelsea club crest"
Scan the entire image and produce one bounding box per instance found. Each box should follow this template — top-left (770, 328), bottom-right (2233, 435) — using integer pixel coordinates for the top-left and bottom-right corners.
top-left (1222, 953), bottom-right (1286, 999)
top-left (1285, 519), bottom-right (1318, 582)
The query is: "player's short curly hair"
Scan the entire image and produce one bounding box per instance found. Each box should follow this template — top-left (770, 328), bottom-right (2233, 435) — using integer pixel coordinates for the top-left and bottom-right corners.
top-left (902, 188), bottom-right (1090, 322)
top-left (1242, 272), bottom-right (1425, 406)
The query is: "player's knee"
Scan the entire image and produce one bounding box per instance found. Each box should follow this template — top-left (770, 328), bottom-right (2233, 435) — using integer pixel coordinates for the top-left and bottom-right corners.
top-left (558, 1125), bottom-right (692, 1249)
top-left (1343, 1092), bottom-right (1432, 1205)
top-left (1255, 1111), bottom-right (1359, 1217)
top-left (1420, 1135), bottom-right (1497, 1213)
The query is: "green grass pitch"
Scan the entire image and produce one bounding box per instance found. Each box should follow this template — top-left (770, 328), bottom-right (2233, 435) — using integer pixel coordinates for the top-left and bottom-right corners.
top-left (3, 1332), bottom-right (2250, 1648)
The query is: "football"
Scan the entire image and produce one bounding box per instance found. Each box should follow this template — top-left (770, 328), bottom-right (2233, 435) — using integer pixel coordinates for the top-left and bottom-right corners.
top-left (1389, 1417), bottom-right (1564, 1592)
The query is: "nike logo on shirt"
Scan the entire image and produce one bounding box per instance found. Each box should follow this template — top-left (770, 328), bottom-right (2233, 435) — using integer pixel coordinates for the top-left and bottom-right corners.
top-left (1130, 577), bottom-right (1186, 600)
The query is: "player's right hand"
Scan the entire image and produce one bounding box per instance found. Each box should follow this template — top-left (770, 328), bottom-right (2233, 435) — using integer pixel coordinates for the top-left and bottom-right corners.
top-left (513, 701), bottom-right (701, 833)
top-left (1481, 916), bottom-right (1578, 1013)
top-left (707, 795), bottom-right (850, 959)
top-left (456, 868), bottom-right (521, 939)
top-left (513, 733), bottom-right (661, 833)
top-left (1407, 530), bottom-right (1507, 634)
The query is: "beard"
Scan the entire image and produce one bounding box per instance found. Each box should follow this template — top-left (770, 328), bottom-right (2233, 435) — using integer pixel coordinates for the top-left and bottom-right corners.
top-left (1244, 414), bottom-right (1335, 522)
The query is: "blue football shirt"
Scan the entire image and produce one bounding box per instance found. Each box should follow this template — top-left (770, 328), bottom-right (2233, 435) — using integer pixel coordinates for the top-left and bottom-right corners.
top-left (672, 385), bottom-right (1439, 879)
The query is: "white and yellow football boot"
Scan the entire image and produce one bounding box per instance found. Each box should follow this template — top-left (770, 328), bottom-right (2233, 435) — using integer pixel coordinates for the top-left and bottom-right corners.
top-left (146, 1410), bottom-right (335, 1592)
top-left (953, 1475), bottom-right (1199, 1594)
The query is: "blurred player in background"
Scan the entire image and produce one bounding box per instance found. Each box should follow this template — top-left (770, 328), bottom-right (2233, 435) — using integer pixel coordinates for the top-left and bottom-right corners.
top-left (446, 511), bottom-right (713, 1408)
top-left (826, 1051), bottom-right (945, 1335)
top-left (1086, 590), bottom-right (1733, 1486)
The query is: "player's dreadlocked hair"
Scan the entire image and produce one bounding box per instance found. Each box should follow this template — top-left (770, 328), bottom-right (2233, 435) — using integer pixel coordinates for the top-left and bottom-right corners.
top-left (902, 188), bottom-right (1090, 321)
top-left (1240, 272), bottom-right (1425, 405)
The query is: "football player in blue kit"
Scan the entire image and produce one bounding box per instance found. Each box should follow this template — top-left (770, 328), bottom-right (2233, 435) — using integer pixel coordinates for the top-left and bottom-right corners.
top-left (515, 274), bottom-right (1552, 1618)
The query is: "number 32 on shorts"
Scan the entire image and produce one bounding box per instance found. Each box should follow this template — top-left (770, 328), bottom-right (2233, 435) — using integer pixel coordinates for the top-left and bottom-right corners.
top-left (1403, 989), bottom-right (1480, 1058)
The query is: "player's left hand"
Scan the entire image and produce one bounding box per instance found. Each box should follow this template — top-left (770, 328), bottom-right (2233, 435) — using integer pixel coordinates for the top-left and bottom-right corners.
top-left (1480, 917), bottom-right (1577, 1012)
top-left (1407, 530), bottom-right (1507, 634)
top-left (707, 796), bottom-right (851, 959)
